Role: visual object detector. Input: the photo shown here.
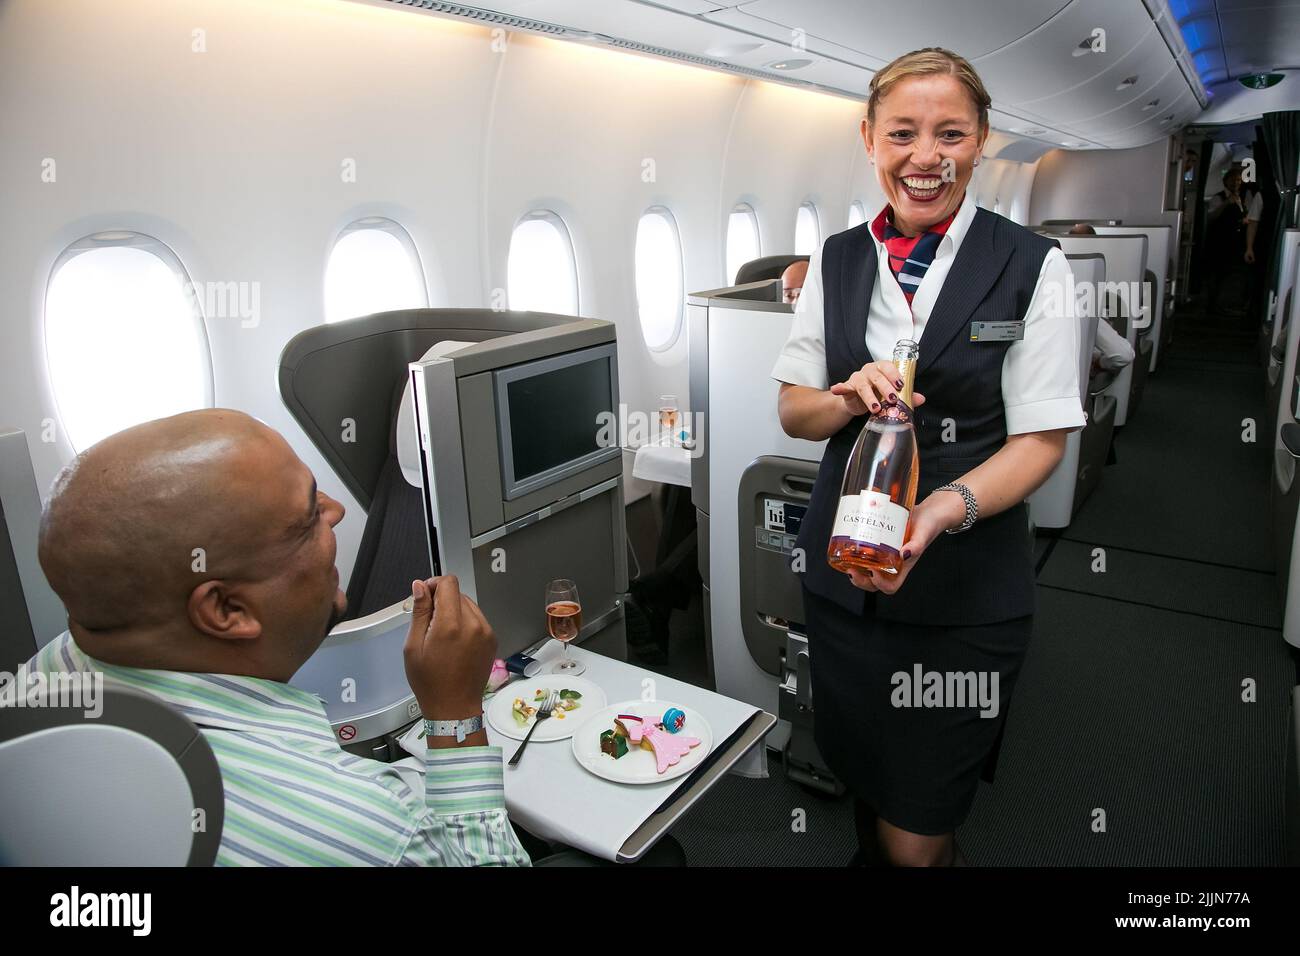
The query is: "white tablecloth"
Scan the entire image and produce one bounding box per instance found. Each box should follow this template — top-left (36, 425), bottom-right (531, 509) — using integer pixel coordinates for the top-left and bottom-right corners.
top-left (399, 641), bottom-right (762, 861)
top-left (631, 439), bottom-right (693, 488)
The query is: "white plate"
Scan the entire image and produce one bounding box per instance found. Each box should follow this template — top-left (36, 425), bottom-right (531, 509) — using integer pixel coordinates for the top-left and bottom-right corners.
top-left (486, 675), bottom-right (606, 742)
top-left (571, 700), bottom-right (713, 785)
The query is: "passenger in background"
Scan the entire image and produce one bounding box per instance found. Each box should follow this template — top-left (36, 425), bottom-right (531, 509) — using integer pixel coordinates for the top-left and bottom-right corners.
top-left (1092, 318), bottom-right (1135, 375)
top-left (22, 409), bottom-right (529, 867)
top-left (1068, 222), bottom-right (1096, 236)
top-left (1204, 166), bottom-right (1249, 318)
top-left (782, 258), bottom-right (810, 305)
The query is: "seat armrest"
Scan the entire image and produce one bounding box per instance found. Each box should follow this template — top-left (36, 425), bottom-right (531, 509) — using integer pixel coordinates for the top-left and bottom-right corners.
top-left (1282, 423), bottom-right (1300, 459)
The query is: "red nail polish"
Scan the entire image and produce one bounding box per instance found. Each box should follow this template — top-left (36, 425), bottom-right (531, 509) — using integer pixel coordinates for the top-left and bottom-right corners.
top-left (903, 549), bottom-right (913, 559)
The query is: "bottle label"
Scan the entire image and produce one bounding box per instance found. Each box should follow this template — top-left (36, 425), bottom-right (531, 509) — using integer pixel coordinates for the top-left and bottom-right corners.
top-left (831, 492), bottom-right (909, 552)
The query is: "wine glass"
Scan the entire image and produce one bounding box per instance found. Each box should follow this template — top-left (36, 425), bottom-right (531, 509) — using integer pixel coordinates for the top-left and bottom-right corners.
top-left (659, 394), bottom-right (679, 442)
top-left (544, 579), bottom-right (585, 676)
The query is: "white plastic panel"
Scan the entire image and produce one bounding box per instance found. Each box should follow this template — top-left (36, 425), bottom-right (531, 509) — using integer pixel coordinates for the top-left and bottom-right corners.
top-left (971, 0), bottom-right (1156, 106)
top-left (0, 725), bottom-right (194, 865)
top-left (728, 0), bottom-right (1069, 59)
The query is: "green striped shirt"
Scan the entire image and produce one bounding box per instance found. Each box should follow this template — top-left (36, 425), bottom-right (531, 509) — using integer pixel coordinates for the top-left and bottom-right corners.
top-left (27, 633), bottom-right (530, 867)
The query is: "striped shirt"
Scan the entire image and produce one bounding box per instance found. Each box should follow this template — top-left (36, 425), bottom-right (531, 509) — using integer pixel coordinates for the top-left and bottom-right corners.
top-left (25, 632), bottom-right (530, 867)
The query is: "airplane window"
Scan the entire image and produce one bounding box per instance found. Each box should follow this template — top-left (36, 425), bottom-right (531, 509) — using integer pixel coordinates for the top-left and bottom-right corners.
top-left (44, 233), bottom-right (213, 453)
top-left (795, 202), bottom-right (821, 254)
top-left (726, 203), bottom-right (760, 285)
top-left (847, 201), bottom-right (867, 229)
top-left (634, 206), bottom-right (684, 351)
top-left (324, 218), bottom-right (427, 324)
top-left (508, 211), bottom-right (579, 315)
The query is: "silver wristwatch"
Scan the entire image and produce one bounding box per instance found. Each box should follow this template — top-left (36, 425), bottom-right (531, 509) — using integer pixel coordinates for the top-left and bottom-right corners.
top-left (935, 482), bottom-right (978, 534)
top-left (422, 713), bottom-right (484, 743)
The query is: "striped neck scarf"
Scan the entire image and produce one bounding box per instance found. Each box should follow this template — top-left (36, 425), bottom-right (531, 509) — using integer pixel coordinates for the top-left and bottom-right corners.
top-left (870, 206), bottom-right (957, 307)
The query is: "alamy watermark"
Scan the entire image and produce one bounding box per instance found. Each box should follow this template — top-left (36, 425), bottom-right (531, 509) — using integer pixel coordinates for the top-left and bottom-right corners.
top-left (0, 669), bottom-right (104, 718)
top-left (891, 664), bottom-right (1000, 718)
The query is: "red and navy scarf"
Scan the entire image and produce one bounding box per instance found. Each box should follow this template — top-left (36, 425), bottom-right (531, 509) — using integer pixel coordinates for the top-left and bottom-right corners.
top-left (870, 206), bottom-right (957, 308)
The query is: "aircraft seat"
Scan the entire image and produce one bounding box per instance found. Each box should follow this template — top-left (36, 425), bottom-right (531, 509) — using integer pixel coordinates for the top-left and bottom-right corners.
top-left (735, 255), bottom-right (809, 286)
top-left (0, 427), bottom-right (66, 671)
top-left (0, 684), bottom-right (224, 865)
top-left (1027, 252), bottom-right (1112, 529)
top-left (1266, 288), bottom-right (1294, 444)
top-left (278, 309), bottom-right (567, 618)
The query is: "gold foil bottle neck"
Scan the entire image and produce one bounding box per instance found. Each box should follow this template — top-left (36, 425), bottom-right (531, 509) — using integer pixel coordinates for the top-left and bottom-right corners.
top-left (893, 338), bottom-right (920, 410)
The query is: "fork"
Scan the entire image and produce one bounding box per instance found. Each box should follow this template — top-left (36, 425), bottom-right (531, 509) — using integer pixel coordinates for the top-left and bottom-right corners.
top-left (508, 690), bottom-right (558, 766)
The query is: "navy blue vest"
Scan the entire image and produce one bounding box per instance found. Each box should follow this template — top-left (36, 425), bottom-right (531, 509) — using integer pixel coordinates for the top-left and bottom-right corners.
top-left (794, 207), bottom-right (1059, 626)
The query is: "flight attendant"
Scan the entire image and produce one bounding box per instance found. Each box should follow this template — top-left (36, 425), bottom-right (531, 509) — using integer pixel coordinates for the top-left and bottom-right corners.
top-left (772, 48), bottom-right (1084, 866)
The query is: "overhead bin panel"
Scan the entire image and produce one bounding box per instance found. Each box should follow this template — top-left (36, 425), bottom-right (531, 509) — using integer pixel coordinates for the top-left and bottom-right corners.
top-left (718, 0), bottom-right (1069, 60)
top-left (1011, 25), bottom-right (1169, 126)
top-left (971, 0), bottom-right (1165, 108)
top-left (1097, 85), bottom-right (1196, 148)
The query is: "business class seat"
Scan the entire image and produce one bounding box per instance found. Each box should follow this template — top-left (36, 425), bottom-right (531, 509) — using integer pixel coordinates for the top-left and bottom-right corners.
top-left (1028, 252), bottom-right (1116, 528)
top-left (1267, 289), bottom-right (1294, 444)
top-left (735, 254), bottom-right (809, 286)
top-left (0, 684), bottom-right (224, 865)
top-left (278, 308), bottom-right (574, 618)
top-left (0, 427), bottom-right (66, 671)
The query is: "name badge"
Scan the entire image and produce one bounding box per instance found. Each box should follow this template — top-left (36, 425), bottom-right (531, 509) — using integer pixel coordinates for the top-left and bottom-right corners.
top-left (969, 320), bottom-right (1025, 342)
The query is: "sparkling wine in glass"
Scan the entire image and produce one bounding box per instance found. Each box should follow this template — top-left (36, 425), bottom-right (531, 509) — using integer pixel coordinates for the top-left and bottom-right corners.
top-left (659, 394), bottom-right (679, 438)
top-left (545, 579), bottom-right (584, 676)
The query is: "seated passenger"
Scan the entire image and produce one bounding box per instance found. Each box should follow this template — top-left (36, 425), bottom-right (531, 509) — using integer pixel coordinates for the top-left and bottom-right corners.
top-left (1092, 317), bottom-right (1135, 375)
top-left (782, 259), bottom-right (810, 305)
top-left (23, 408), bottom-right (528, 867)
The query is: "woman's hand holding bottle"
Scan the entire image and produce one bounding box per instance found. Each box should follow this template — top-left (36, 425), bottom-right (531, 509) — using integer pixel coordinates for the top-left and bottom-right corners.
top-left (846, 490), bottom-right (966, 594)
top-left (830, 360), bottom-right (926, 417)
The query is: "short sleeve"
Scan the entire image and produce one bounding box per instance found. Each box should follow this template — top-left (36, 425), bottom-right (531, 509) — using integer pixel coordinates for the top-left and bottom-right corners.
top-left (771, 244), bottom-right (829, 390)
top-left (1248, 192), bottom-right (1263, 222)
top-left (1002, 246), bottom-right (1087, 435)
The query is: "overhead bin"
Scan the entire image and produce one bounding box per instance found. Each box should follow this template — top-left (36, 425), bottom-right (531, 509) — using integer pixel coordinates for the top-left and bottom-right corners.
top-left (1027, 253), bottom-right (1116, 529)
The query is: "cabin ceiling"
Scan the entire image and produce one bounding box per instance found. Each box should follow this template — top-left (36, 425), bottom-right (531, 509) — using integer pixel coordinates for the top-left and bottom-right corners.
top-left (373, 0), bottom-right (1248, 150)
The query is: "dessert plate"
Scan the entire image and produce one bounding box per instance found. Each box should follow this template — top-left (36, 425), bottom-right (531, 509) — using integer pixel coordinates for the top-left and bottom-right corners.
top-left (571, 700), bottom-right (713, 785)
top-left (485, 675), bottom-right (606, 742)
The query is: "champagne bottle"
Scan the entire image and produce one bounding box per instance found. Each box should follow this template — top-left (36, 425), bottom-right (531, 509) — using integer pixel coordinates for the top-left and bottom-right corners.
top-left (827, 339), bottom-right (920, 576)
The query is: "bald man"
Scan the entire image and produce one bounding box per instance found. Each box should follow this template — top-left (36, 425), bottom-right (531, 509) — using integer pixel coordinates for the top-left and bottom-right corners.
top-left (22, 409), bottom-right (528, 866)
top-left (782, 259), bottom-right (810, 305)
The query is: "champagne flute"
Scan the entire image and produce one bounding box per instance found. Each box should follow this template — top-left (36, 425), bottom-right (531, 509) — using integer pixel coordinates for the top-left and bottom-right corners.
top-left (544, 579), bottom-right (584, 676)
top-left (659, 394), bottom-right (679, 442)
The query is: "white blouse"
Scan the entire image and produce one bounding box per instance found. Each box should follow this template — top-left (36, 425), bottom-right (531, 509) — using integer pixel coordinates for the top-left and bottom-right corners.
top-left (771, 191), bottom-right (1087, 436)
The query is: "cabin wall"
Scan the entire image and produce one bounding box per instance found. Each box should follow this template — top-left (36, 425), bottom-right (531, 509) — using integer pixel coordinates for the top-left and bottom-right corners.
top-left (1028, 139), bottom-right (1173, 225)
top-left (0, 0), bottom-right (1036, 589)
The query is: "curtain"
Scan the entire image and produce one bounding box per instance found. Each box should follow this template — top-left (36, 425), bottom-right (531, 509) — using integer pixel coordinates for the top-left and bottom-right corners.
top-left (1261, 111), bottom-right (1300, 299)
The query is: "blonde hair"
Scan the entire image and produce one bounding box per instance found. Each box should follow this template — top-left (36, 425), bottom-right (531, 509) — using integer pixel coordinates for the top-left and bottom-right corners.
top-left (866, 47), bottom-right (991, 131)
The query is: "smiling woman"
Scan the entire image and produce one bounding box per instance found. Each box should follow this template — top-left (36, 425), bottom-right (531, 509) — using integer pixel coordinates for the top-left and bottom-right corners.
top-left (772, 46), bottom-right (1085, 869)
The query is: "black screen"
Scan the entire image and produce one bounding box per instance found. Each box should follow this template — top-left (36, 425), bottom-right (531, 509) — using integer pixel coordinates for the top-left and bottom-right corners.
top-left (506, 356), bottom-right (613, 484)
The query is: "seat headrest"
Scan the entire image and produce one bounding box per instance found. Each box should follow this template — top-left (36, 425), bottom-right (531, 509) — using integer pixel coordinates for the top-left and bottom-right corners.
top-left (395, 341), bottom-right (476, 488)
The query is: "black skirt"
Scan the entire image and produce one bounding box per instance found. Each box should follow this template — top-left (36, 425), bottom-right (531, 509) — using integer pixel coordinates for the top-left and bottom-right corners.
top-left (802, 584), bottom-right (1034, 836)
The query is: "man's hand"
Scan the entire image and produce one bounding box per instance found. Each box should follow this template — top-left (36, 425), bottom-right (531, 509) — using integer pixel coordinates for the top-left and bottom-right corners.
top-left (403, 576), bottom-right (497, 723)
top-left (1245, 248), bottom-right (1256, 265)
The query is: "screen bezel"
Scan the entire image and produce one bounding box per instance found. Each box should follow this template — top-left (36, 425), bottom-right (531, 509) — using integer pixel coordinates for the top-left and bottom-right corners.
top-left (493, 342), bottom-right (620, 501)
